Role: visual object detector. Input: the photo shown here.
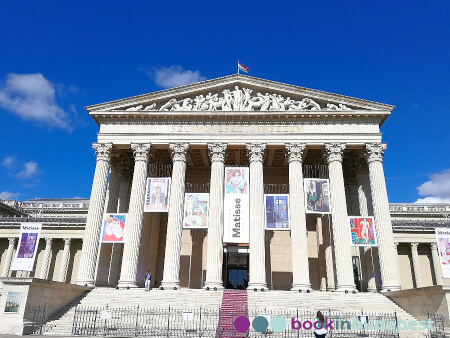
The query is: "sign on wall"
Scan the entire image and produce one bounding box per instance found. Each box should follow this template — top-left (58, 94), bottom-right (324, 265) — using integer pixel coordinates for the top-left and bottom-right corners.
top-left (100, 214), bottom-right (127, 242)
top-left (349, 217), bottom-right (377, 246)
top-left (265, 194), bottom-right (290, 230)
top-left (144, 178), bottom-right (171, 212)
top-left (435, 228), bottom-right (450, 278)
top-left (183, 193), bottom-right (209, 228)
top-left (11, 223), bottom-right (42, 271)
top-left (223, 167), bottom-right (249, 243)
top-left (304, 178), bottom-right (331, 214)
top-left (4, 291), bottom-right (22, 313)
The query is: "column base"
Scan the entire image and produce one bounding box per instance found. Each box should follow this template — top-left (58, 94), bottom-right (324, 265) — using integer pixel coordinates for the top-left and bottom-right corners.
top-left (76, 279), bottom-right (95, 287)
top-left (160, 280), bottom-right (180, 290)
top-left (117, 280), bottom-right (138, 288)
top-left (326, 287), bottom-right (336, 292)
top-left (247, 282), bottom-right (267, 291)
top-left (335, 285), bottom-right (357, 292)
top-left (381, 286), bottom-right (401, 292)
top-left (203, 281), bottom-right (224, 291)
top-left (291, 283), bottom-right (312, 292)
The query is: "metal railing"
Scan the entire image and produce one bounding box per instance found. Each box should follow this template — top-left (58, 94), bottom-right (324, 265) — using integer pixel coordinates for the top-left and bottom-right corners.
top-left (68, 306), bottom-right (412, 337)
top-left (26, 305), bottom-right (46, 335)
top-left (426, 312), bottom-right (447, 338)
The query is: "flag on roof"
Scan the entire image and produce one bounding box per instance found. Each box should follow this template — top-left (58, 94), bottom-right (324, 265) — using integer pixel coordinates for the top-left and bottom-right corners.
top-left (238, 61), bottom-right (249, 73)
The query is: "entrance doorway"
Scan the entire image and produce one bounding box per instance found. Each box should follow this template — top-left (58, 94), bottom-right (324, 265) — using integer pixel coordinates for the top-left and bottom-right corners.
top-left (223, 247), bottom-right (249, 289)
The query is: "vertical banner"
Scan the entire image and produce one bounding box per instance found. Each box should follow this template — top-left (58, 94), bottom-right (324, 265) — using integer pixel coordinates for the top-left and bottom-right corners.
top-left (435, 228), bottom-right (450, 278)
top-left (4, 291), bottom-right (22, 313)
top-left (304, 178), bottom-right (331, 214)
top-left (223, 167), bottom-right (249, 243)
top-left (11, 223), bottom-right (42, 271)
top-left (349, 217), bottom-right (377, 246)
top-left (183, 193), bottom-right (209, 228)
top-left (100, 214), bottom-right (127, 242)
top-left (144, 178), bottom-right (171, 212)
top-left (265, 194), bottom-right (290, 230)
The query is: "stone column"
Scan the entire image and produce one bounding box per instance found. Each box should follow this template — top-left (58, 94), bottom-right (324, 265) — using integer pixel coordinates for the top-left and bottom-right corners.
top-left (76, 143), bottom-right (112, 286)
top-left (204, 143), bottom-right (227, 290)
top-left (323, 217), bottom-right (336, 290)
top-left (285, 143), bottom-right (311, 291)
top-left (161, 143), bottom-right (189, 289)
top-left (2, 238), bottom-right (16, 277)
top-left (324, 144), bottom-right (356, 292)
top-left (316, 216), bottom-right (327, 291)
top-left (365, 144), bottom-right (401, 291)
top-left (118, 143), bottom-right (151, 288)
top-left (430, 243), bottom-right (443, 286)
top-left (410, 243), bottom-right (423, 288)
top-left (246, 143), bottom-right (267, 290)
top-left (59, 238), bottom-right (72, 283)
top-left (40, 238), bottom-right (53, 280)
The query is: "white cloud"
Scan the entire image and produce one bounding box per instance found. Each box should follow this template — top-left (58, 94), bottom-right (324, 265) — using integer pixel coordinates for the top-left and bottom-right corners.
top-left (0, 191), bottom-right (19, 200)
top-left (151, 66), bottom-right (206, 88)
top-left (0, 73), bottom-right (72, 130)
top-left (415, 169), bottom-right (450, 203)
top-left (2, 156), bottom-right (15, 168)
top-left (17, 161), bottom-right (39, 178)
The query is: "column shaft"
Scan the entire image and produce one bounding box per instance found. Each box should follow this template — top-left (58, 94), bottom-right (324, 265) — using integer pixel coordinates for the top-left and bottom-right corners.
top-left (430, 243), bottom-right (443, 285)
top-left (365, 144), bottom-right (401, 291)
top-left (204, 143), bottom-right (227, 289)
top-left (2, 238), bottom-right (16, 277)
top-left (161, 143), bottom-right (189, 289)
top-left (325, 144), bottom-right (356, 291)
top-left (76, 143), bottom-right (112, 286)
top-left (410, 243), bottom-right (423, 288)
top-left (40, 238), bottom-right (53, 280)
top-left (118, 143), bottom-right (151, 288)
top-left (323, 217), bottom-right (336, 290)
top-left (59, 238), bottom-right (72, 283)
top-left (286, 143), bottom-right (310, 290)
top-left (246, 144), bottom-right (267, 290)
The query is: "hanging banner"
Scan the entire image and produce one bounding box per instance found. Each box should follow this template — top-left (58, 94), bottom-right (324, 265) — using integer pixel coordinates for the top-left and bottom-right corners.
top-left (144, 177), bottom-right (171, 212)
top-left (349, 217), bottom-right (377, 246)
top-left (435, 228), bottom-right (450, 278)
top-left (304, 178), bottom-right (331, 214)
top-left (100, 214), bottom-right (127, 242)
top-left (183, 193), bottom-right (209, 228)
top-left (11, 223), bottom-right (42, 271)
top-left (4, 291), bottom-right (22, 313)
top-left (223, 167), bottom-right (249, 243)
top-left (265, 194), bottom-right (290, 230)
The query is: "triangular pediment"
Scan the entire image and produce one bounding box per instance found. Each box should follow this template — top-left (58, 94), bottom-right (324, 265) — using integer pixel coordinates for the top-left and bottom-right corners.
top-left (86, 74), bottom-right (394, 114)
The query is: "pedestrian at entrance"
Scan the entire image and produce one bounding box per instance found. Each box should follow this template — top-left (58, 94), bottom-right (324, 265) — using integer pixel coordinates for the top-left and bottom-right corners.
top-left (144, 271), bottom-right (152, 291)
top-left (314, 311), bottom-right (327, 337)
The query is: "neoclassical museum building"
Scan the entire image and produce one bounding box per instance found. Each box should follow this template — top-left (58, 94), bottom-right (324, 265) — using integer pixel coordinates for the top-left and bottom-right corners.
top-left (0, 75), bottom-right (449, 294)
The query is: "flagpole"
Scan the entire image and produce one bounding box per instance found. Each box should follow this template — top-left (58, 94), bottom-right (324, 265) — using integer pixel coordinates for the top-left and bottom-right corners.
top-left (237, 61), bottom-right (239, 74)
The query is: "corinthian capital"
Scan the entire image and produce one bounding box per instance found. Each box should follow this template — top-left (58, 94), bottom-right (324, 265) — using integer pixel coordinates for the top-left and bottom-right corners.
top-left (93, 143), bottom-right (113, 163)
top-left (324, 144), bottom-right (346, 164)
top-left (285, 143), bottom-right (306, 163)
top-left (208, 143), bottom-right (227, 163)
top-left (246, 143), bottom-right (266, 163)
top-left (131, 143), bottom-right (151, 162)
top-left (364, 143), bottom-right (387, 164)
top-left (8, 238), bottom-right (16, 246)
top-left (169, 143), bottom-right (189, 163)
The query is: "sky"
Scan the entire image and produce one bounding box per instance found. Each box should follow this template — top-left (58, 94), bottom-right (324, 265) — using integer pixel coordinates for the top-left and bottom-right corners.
top-left (0, 0), bottom-right (449, 203)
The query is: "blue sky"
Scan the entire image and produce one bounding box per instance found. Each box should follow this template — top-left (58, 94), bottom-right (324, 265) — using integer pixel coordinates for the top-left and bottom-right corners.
top-left (0, 1), bottom-right (449, 203)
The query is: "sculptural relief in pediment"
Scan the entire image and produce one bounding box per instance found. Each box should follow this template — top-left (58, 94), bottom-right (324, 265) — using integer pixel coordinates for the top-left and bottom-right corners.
top-left (119, 86), bottom-right (353, 112)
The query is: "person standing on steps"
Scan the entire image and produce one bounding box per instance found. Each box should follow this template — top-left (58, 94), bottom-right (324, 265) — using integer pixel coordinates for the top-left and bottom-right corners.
top-left (144, 271), bottom-right (152, 291)
top-left (314, 311), bottom-right (327, 337)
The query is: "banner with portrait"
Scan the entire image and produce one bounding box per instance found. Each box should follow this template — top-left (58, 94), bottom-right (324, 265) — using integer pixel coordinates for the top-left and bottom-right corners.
top-left (100, 214), bottom-right (127, 242)
top-left (183, 193), bottom-right (209, 228)
top-left (11, 223), bottom-right (42, 271)
top-left (265, 194), bottom-right (290, 230)
top-left (223, 167), bottom-right (250, 243)
top-left (435, 228), bottom-right (450, 278)
top-left (144, 178), bottom-right (171, 212)
top-left (349, 217), bottom-right (377, 246)
top-left (304, 178), bottom-right (331, 214)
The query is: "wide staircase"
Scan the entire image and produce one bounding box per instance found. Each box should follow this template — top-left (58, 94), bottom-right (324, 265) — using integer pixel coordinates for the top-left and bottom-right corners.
top-left (42, 288), bottom-right (427, 337)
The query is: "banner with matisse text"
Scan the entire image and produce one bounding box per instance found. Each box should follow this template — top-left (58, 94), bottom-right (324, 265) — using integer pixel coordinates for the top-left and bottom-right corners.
top-left (11, 223), bottom-right (42, 271)
top-left (223, 167), bottom-right (249, 243)
top-left (435, 228), bottom-right (450, 278)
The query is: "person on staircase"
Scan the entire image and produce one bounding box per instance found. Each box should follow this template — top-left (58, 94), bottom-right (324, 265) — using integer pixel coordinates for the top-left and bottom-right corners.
top-left (144, 271), bottom-right (152, 291)
top-left (314, 311), bottom-right (327, 337)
